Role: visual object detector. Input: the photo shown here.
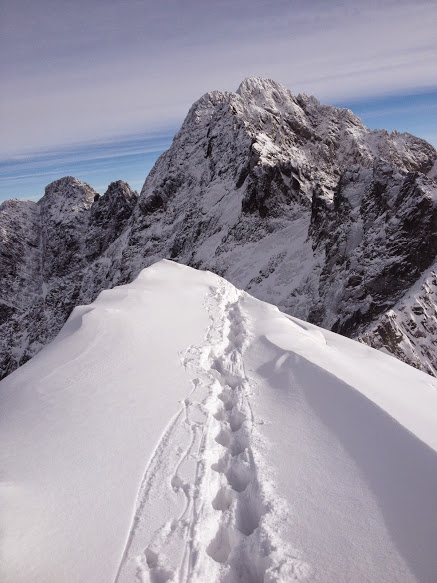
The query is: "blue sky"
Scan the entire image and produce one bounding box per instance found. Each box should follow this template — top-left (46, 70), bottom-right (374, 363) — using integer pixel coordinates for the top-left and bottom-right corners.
top-left (0, 133), bottom-right (175, 200)
top-left (334, 91), bottom-right (437, 146)
top-left (1, 0), bottom-right (436, 202)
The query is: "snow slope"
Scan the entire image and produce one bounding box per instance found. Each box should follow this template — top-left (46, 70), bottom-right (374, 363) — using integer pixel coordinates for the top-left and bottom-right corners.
top-left (1, 260), bottom-right (437, 583)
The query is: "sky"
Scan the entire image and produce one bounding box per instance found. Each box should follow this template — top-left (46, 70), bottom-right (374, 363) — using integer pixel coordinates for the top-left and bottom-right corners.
top-left (1, 0), bottom-right (436, 202)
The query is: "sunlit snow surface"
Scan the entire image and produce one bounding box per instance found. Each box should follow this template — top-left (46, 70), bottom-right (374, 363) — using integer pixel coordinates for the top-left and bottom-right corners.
top-left (1, 260), bottom-right (437, 583)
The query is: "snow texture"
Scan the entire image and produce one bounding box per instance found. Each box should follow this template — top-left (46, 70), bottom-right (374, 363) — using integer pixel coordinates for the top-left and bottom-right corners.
top-left (1, 260), bottom-right (437, 583)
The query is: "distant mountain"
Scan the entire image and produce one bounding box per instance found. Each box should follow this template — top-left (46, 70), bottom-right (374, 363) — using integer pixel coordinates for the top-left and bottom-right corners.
top-left (1, 77), bottom-right (436, 377)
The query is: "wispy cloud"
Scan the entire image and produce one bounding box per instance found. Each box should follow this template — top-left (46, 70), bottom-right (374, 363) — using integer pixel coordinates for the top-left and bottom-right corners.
top-left (1, 133), bottom-right (175, 169)
top-left (1, 0), bottom-right (436, 158)
top-left (0, 132), bottom-right (174, 200)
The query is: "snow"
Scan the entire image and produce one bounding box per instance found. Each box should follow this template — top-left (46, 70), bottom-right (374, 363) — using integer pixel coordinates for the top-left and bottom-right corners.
top-left (2, 78), bottom-right (437, 380)
top-left (1, 259), bottom-right (437, 583)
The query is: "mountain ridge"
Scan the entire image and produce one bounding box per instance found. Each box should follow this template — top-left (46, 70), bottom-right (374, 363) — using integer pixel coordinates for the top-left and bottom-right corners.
top-left (2, 259), bottom-right (437, 582)
top-left (1, 77), bottom-right (436, 377)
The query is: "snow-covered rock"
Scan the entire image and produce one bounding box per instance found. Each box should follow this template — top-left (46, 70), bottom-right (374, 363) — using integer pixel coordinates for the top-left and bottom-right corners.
top-left (1, 78), bottom-right (436, 377)
top-left (0, 177), bottom-right (137, 376)
top-left (359, 264), bottom-right (437, 376)
top-left (1, 260), bottom-right (436, 583)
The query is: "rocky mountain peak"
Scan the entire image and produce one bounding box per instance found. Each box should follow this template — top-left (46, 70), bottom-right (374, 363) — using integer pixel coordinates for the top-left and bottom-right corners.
top-left (236, 76), bottom-right (297, 107)
top-left (87, 180), bottom-right (138, 260)
top-left (104, 180), bottom-right (137, 201)
top-left (38, 176), bottom-right (97, 216)
top-left (1, 78), bottom-right (437, 378)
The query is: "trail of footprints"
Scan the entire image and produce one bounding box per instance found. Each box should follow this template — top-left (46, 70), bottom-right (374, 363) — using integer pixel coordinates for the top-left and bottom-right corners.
top-left (115, 284), bottom-right (296, 583)
top-left (205, 299), bottom-right (265, 573)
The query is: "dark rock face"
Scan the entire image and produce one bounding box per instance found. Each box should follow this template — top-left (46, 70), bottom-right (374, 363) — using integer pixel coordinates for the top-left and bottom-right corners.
top-left (359, 268), bottom-right (437, 376)
top-left (309, 161), bottom-right (437, 337)
top-left (38, 177), bottom-right (96, 278)
top-left (1, 77), bottom-right (437, 378)
top-left (87, 180), bottom-right (138, 259)
top-left (0, 199), bottom-right (41, 313)
top-left (0, 179), bottom-right (138, 376)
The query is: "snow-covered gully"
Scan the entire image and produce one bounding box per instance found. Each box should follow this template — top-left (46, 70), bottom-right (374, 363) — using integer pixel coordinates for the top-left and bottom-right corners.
top-left (115, 284), bottom-right (307, 583)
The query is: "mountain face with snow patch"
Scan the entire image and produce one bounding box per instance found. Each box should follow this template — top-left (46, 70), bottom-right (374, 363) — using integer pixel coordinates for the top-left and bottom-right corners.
top-left (0, 178), bottom-right (137, 375)
top-left (1, 78), bottom-right (437, 377)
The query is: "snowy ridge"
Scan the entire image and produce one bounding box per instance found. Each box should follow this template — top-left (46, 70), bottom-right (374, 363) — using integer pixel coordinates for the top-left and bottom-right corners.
top-left (1, 261), bottom-right (437, 582)
top-left (1, 77), bottom-right (437, 378)
top-left (115, 281), bottom-right (308, 582)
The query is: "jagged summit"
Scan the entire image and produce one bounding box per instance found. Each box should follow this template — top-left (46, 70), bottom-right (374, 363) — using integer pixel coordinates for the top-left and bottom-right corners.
top-left (40, 176), bottom-right (96, 212)
top-left (1, 78), bottom-right (436, 377)
top-left (236, 77), bottom-right (324, 122)
top-left (236, 76), bottom-right (298, 103)
top-left (104, 180), bottom-right (137, 199)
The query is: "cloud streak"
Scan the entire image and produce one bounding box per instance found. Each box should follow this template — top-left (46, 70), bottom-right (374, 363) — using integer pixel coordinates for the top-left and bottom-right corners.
top-left (1, 0), bottom-right (436, 158)
top-left (0, 133), bottom-right (174, 200)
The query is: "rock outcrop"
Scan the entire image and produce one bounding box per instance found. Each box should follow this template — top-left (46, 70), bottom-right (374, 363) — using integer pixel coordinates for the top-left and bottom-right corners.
top-left (0, 178), bottom-right (137, 377)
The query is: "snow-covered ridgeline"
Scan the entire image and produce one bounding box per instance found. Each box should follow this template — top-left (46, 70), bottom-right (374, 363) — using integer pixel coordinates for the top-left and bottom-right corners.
top-left (115, 277), bottom-right (309, 582)
top-left (1, 261), bottom-right (437, 583)
top-left (1, 77), bottom-right (436, 378)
